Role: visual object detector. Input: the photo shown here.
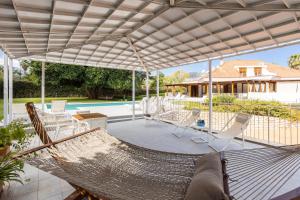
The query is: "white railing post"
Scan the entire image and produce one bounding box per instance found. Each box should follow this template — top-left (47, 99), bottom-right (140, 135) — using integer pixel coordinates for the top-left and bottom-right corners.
top-left (156, 70), bottom-right (160, 109)
top-left (132, 69), bottom-right (135, 120)
top-left (8, 58), bottom-right (13, 123)
top-left (3, 54), bottom-right (8, 126)
top-left (208, 59), bottom-right (213, 137)
top-left (41, 62), bottom-right (45, 112)
top-left (146, 70), bottom-right (149, 114)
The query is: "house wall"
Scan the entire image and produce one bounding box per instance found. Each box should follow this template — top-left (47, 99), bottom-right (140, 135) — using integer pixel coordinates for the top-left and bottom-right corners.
top-left (247, 81), bottom-right (300, 103)
top-left (276, 81), bottom-right (300, 93)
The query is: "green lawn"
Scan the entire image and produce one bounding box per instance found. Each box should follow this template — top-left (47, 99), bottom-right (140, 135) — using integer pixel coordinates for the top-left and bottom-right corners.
top-left (0, 97), bottom-right (135, 120)
top-left (12, 97), bottom-right (122, 104)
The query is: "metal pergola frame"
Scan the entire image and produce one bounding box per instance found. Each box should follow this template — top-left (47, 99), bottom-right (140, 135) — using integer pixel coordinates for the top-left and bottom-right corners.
top-left (1, 0), bottom-right (300, 135)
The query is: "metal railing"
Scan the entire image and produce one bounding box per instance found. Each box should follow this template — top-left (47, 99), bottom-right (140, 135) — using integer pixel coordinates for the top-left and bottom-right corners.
top-left (160, 97), bottom-right (300, 146)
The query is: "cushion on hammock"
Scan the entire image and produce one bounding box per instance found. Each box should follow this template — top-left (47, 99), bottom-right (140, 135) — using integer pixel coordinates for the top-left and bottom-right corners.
top-left (184, 153), bottom-right (229, 200)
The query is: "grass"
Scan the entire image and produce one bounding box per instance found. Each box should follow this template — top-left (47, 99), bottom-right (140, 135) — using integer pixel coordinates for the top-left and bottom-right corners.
top-left (0, 96), bottom-right (138, 120)
top-left (0, 93), bottom-right (161, 120)
top-left (12, 97), bottom-right (122, 104)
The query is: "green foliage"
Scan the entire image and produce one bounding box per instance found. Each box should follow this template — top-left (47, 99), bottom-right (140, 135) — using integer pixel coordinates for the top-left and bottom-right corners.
top-left (205, 94), bottom-right (236, 104)
top-left (16, 60), bottom-right (148, 99)
top-left (289, 54), bottom-right (300, 69)
top-left (0, 154), bottom-right (24, 184)
top-left (149, 72), bottom-right (165, 91)
top-left (106, 69), bottom-right (132, 100)
top-left (184, 96), bottom-right (300, 121)
top-left (0, 121), bottom-right (31, 150)
top-left (84, 67), bottom-right (109, 99)
top-left (164, 70), bottom-right (190, 84)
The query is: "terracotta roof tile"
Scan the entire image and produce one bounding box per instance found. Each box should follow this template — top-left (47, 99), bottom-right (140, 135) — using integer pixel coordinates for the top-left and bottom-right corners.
top-left (209, 60), bottom-right (300, 78)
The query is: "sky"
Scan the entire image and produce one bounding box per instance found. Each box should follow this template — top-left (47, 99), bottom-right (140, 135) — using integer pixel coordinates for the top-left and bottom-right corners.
top-left (1, 43), bottom-right (300, 75)
top-left (160, 43), bottom-right (300, 75)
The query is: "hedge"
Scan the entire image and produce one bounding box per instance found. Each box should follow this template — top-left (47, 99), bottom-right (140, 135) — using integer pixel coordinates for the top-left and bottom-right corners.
top-left (184, 95), bottom-right (300, 121)
top-left (0, 80), bottom-right (157, 99)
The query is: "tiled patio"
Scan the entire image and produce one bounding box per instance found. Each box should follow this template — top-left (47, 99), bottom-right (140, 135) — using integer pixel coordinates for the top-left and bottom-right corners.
top-left (0, 164), bottom-right (74, 200)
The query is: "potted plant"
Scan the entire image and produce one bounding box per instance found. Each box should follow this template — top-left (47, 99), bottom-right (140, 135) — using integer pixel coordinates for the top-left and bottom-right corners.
top-left (0, 121), bottom-right (29, 157)
top-left (0, 121), bottom-right (31, 196)
top-left (0, 154), bottom-right (24, 195)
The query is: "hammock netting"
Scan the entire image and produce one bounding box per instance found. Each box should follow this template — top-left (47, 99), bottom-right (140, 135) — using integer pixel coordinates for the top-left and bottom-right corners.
top-left (24, 129), bottom-right (300, 200)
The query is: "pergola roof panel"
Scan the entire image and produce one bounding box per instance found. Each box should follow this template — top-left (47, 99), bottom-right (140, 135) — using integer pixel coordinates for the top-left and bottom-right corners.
top-left (1, 0), bottom-right (300, 71)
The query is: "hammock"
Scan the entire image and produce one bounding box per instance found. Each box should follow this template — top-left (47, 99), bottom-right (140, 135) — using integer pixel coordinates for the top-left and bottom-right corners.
top-left (21, 102), bottom-right (300, 200)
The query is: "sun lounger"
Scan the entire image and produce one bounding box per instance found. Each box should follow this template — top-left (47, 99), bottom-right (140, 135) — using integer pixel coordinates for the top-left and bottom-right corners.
top-left (192, 113), bottom-right (251, 151)
top-left (170, 109), bottom-right (201, 138)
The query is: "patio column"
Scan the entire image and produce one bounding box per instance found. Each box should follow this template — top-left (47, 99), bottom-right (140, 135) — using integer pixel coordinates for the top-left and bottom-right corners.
top-left (41, 62), bottom-right (45, 112)
top-left (156, 70), bottom-right (160, 108)
top-left (208, 60), bottom-right (213, 136)
top-left (247, 81), bottom-right (249, 92)
top-left (145, 70), bottom-right (149, 114)
top-left (3, 54), bottom-right (8, 126)
top-left (132, 69), bottom-right (135, 120)
top-left (8, 58), bottom-right (13, 123)
top-left (231, 82), bottom-right (234, 96)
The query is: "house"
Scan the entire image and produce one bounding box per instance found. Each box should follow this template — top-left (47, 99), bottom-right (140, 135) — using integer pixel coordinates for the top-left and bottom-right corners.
top-left (165, 60), bottom-right (300, 103)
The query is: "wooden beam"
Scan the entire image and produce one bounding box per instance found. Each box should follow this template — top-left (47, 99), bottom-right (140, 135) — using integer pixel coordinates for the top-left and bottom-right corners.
top-left (127, 37), bottom-right (148, 71)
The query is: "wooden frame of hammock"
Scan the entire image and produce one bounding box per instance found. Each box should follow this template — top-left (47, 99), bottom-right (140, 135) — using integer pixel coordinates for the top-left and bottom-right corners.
top-left (23, 102), bottom-right (231, 200)
top-left (25, 102), bottom-right (109, 200)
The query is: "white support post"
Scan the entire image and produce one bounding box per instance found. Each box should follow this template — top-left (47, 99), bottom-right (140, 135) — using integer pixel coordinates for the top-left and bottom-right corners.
top-left (156, 70), bottom-right (160, 108)
top-left (132, 69), bottom-right (136, 120)
top-left (3, 54), bottom-right (8, 126)
top-left (146, 70), bottom-right (149, 114)
top-left (41, 62), bottom-right (45, 112)
top-left (8, 58), bottom-right (13, 123)
top-left (208, 60), bottom-right (213, 136)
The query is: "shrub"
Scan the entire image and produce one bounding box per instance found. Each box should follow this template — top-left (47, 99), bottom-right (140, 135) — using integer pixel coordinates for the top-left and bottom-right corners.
top-left (184, 98), bottom-right (300, 121)
top-left (205, 94), bottom-right (236, 104)
top-left (0, 121), bottom-right (32, 151)
top-left (0, 154), bottom-right (24, 185)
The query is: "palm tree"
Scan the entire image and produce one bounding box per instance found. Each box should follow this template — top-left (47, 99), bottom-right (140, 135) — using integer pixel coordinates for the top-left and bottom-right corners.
top-left (288, 54), bottom-right (300, 70)
top-left (20, 59), bottom-right (31, 72)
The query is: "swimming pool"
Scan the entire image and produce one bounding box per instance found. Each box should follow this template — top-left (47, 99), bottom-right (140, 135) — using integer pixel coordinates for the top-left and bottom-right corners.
top-left (46, 102), bottom-right (131, 110)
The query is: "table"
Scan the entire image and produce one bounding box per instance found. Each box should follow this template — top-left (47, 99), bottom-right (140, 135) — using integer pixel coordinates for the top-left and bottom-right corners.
top-left (73, 113), bottom-right (108, 130)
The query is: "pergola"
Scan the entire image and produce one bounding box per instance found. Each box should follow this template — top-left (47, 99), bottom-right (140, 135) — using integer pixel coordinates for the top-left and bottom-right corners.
top-left (1, 0), bottom-right (300, 134)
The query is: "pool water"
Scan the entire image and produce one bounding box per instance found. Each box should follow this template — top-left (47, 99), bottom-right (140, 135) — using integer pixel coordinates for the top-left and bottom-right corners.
top-left (46, 102), bottom-right (131, 110)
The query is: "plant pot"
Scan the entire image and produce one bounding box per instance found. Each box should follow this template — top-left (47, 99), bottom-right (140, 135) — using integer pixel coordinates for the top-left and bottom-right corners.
top-left (0, 146), bottom-right (10, 157)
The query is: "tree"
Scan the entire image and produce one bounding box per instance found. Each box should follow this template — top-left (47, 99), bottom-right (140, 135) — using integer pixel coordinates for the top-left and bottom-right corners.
top-left (164, 70), bottom-right (190, 84)
top-left (16, 59), bottom-right (148, 99)
top-left (84, 67), bottom-right (109, 99)
top-left (150, 72), bottom-right (165, 91)
top-left (20, 60), bottom-right (31, 72)
top-left (106, 69), bottom-right (130, 98)
top-left (288, 54), bottom-right (300, 70)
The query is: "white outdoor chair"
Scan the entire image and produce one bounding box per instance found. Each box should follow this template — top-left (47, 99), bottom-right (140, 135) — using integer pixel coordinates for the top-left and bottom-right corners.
top-left (171, 109), bottom-right (201, 138)
top-left (36, 102), bottom-right (75, 139)
top-left (205, 113), bottom-right (252, 151)
top-left (51, 100), bottom-right (66, 114)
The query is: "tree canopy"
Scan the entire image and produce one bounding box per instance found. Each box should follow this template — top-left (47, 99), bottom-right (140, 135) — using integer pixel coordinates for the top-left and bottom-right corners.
top-left (20, 60), bottom-right (146, 99)
top-left (288, 54), bottom-right (300, 70)
top-left (164, 70), bottom-right (190, 84)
